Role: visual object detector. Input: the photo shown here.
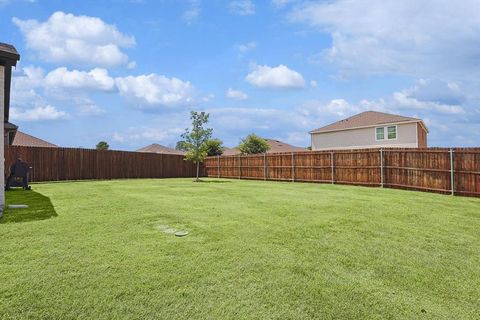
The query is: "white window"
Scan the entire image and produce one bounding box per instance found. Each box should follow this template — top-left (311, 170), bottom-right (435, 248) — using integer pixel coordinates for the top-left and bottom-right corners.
top-left (376, 125), bottom-right (397, 140)
top-left (387, 126), bottom-right (397, 139)
top-left (376, 127), bottom-right (385, 140)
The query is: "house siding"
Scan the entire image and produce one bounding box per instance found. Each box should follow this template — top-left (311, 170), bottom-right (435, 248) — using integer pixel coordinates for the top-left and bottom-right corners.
top-left (311, 122), bottom-right (419, 150)
top-left (417, 123), bottom-right (428, 148)
top-left (0, 65), bottom-right (4, 209)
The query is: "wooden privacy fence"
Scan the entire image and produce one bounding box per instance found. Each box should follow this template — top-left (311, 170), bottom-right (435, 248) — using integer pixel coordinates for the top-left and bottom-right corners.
top-left (5, 145), bottom-right (197, 182)
top-left (204, 148), bottom-right (480, 197)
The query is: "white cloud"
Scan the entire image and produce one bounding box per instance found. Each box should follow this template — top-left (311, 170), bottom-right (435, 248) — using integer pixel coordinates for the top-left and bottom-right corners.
top-left (229, 0), bottom-right (255, 15)
top-left (226, 88), bottom-right (248, 100)
top-left (77, 104), bottom-right (106, 116)
top-left (127, 61), bottom-right (137, 69)
top-left (11, 66), bottom-right (112, 120)
top-left (310, 80), bottom-right (317, 87)
top-left (391, 80), bottom-right (466, 115)
top-left (245, 64), bottom-right (306, 89)
top-left (202, 93), bottom-right (215, 102)
top-left (115, 74), bottom-right (196, 108)
top-left (298, 99), bottom-right (363, 120)
top-left (209, 107), bottom-right (305, 132)
top-left (12, 66), bottom-right (45, 92)
top-left (271, 0), bottom-right (295, 9)
top-left (12, 65), bottom-right (199, 115)
top-left (289, 0), bottom-right (480, 79)
top-left (111, 110), bottom-right (191, 147)
top-left (183, 0), bottom-right (201, 24)
top-left (44, 67), bottom-right (115, 91)
top-left (393, 92), bottom-right (465, 115)
top-left (13, 11), bottom-right (135, 67)
top-left (13, 66), bottom-right (115, 92)
top-left (10, 105), bottom-right (70, 122)
top-left (236, 42), bottom-right (256, 54)
top-left (115, 128), bottom-right (182, 142)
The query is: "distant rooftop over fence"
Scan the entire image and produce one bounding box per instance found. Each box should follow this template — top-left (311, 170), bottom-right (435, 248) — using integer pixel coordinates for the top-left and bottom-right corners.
top-left (223, 138), bottom-right (306, 156)
top-left (12, 131), bottom-right (57, 148)
top-left (137, 143), bottom-right (185, 155)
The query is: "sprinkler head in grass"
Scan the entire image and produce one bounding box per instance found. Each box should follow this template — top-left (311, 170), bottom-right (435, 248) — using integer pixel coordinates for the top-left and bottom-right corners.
top-left (175, 231), bottom-right (189, 237)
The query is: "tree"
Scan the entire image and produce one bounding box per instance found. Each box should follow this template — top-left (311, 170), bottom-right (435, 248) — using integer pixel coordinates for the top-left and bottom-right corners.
top-left (96, 141), bottom-right (109, 150)
top-left (238, 134), bottom-right (270, 154)
top-left (181, 111), bottom-right (213, 181)
top-left (175, 140), bottom-right (188, 151)
top-left (205, 139), bottom-right (224, 156)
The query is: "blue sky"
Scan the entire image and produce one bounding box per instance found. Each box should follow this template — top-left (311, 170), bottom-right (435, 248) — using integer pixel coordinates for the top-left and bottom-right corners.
top-left (1, 0), bottom-right (479, 150)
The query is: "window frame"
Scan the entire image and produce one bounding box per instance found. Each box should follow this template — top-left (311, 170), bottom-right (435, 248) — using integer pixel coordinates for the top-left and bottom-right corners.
top-left (375, 127), bottom-right (385, 141)
top-left (375, 125), bottom-right (398, 141)
top-left (387, 125), bottom-right (397, 140)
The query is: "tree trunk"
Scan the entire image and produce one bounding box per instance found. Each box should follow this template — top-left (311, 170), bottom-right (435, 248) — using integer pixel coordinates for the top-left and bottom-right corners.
top-left (196, 162), bottom-right (200, 182)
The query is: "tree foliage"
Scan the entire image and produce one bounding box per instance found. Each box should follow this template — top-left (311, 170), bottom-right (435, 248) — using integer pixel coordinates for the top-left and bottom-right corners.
top-left (205, 139), bottom-right (224, 156)
top-left (175, 140), bottom-right (188, 151)
top-left (238, 134), bottom-right (270, 154)
top-left (181, 111), bottom-right (213, 181)
top-left (96, 141), bottom-right (109, 150)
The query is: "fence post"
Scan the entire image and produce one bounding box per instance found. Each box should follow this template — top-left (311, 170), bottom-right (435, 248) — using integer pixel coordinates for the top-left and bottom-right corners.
top-left (217, 155), bottom-right (220, 178)
top-left (291, 152), bottom-right (295, 182)
top-left (264, 153), bottom-right (267, 181)
top-left (450, 148), bottom-right (454, 195)
top-left (331, 151), bottom-right (335, 184)
top-left (238, 155), bottom-right (241, 179)
top-left (380, 148), bottom-right (384, 188)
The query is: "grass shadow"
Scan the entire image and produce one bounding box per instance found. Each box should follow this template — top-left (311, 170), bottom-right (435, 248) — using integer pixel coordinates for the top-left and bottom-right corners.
top-left (1, 189), bottom-right (57, 224)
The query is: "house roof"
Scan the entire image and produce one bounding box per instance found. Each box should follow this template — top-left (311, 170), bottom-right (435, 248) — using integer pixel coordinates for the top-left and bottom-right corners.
top-left (12, 131), bottom-right (58, 148)
top-left (222, 147), bottom-right (239, 156)
top-left (264, 138), bottom-right (306, 153)
top-left (223, 138), bottom-right (306, 155)
top-left (310, 111), bottom-right (426, 134)
top-left (0, 42), bottom-right (20, 65)
top-left (136, 143), bottom-right (185, 155)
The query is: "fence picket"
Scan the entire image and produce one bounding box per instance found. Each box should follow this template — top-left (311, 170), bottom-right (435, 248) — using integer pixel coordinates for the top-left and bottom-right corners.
top-left (5, 146), bottom-right (197, 182)
top-left (204, 148), bottom-right (480, 197)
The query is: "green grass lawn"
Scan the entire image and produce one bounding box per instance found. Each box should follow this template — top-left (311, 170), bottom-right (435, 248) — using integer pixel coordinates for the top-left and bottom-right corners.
top-left (1, 179), bottom-right (479, 319)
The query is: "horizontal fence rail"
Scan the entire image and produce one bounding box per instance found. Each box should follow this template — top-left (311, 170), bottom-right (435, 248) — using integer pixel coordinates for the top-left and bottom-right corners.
top-left (205, 148), bottom-right (480, 197)
top-left (5, 146), bottom-right (198, 182)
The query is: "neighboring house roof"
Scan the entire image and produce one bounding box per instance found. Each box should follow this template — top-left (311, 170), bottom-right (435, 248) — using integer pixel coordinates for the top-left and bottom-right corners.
top-left (264, 138), bottom-right (307, 153)
top-left (310, 111), bottom-right (428, 134)
top-left (222, 147), bottom-right (240, 156)
top-left (12, 131), bottom-right (58, 148)
top-left (137, 143), bottom-right (185, 155)
top-left (222, 138), bottom-right (306, 155)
